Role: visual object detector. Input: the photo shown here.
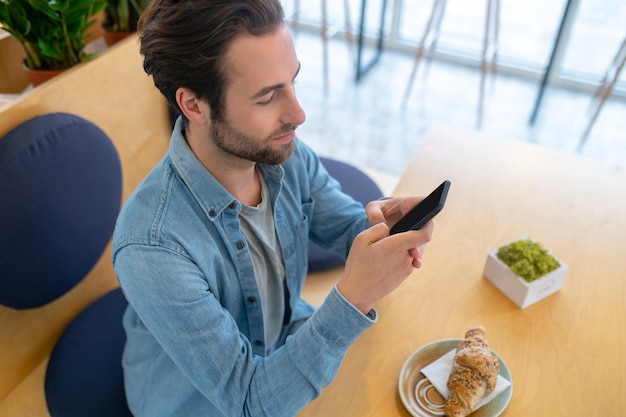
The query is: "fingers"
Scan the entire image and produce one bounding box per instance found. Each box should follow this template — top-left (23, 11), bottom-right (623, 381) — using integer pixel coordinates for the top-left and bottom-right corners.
top-left (392, 219), bottom-right (433, 268)
top-left (365, 200), bottom-right (392, 226)
top-left (365, 220), bottom-right (433, 272)
top-left (389, 218), bottom-right (433, 249)
top-left (338, 218), bottom-right (434, 314)
top-left (365, 196), bottom-right (428, 229)
top-left (367, 220), bottom-right (391, 242)
top-left (409, 247), bottom-right (422, 268)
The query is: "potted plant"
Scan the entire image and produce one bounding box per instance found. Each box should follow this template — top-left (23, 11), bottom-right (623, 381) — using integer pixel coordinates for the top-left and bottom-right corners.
top-left (101, 0), bottom-right (150, 46)
top-left (0, 0), bottom-right (106, 86)
top-left (483, 237), bottom-right (568, 308)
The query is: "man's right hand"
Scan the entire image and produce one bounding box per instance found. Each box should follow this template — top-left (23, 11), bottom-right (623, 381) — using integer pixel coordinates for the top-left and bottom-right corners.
top-left (336, 220), bottom-right (434, 315)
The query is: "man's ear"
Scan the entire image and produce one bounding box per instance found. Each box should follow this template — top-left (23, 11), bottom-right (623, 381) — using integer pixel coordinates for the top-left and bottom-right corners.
top-left (176, 88), bottom-right (210, 125)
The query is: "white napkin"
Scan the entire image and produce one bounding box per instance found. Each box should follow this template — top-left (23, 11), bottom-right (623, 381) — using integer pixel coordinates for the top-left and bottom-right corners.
top-left (420, 349), bottom-right (511, 411)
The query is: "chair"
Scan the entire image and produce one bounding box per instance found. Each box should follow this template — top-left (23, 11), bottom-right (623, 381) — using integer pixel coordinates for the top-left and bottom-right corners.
top-left (308, 157), bottom-right (383, 272)
top-left (0, 113), bottom-right (129, 416)
top-left (578, 33), bottom-right (626, 152)
top-left (286, 0), bottom-right (354, 94)
top-left (45, 287), bottom-right (131, 417)
top-left (403, 0), bottom-right (500, 129)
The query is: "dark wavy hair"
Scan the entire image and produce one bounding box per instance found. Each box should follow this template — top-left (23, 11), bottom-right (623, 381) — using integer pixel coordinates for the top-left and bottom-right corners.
top-left (138, 0), bottom-right (285, 122)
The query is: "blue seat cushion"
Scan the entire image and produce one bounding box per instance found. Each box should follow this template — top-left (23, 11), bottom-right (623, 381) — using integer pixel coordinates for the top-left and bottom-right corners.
top-left (45, 288), bottom-right (132, 417)
top-left (308, 157), bottom-right (383, 272)
top-left (0, 113), bottom-right (122, 309)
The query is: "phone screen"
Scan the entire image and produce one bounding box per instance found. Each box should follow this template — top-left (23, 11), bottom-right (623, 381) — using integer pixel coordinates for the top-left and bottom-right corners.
top-left (389, 180), bottom-right (451, 234)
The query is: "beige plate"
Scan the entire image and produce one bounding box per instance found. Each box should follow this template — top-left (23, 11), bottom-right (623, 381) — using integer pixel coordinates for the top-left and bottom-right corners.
top-left (398, 339), bottom-right (513, 417)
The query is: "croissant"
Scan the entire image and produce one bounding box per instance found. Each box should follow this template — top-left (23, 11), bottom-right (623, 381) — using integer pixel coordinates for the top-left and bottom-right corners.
top-left (444, 326), bottom-right (499, 417)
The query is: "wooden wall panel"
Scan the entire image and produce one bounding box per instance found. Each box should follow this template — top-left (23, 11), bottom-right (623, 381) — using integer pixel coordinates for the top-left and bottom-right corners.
top-left (0, 33), bottom-right (29, 94)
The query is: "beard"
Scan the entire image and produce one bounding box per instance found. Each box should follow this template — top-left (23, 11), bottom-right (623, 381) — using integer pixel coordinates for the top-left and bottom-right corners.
top-left (210, 117), bottom-right (297, 165)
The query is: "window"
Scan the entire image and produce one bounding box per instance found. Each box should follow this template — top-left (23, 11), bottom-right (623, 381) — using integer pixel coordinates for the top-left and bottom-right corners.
top-left (560, 0), bottom-right (626, 87)
top-left (302, 0), bottom-right (625, 96)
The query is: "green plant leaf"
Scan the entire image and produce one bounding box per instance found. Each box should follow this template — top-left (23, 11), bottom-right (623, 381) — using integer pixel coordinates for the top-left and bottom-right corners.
top-left (103, 0), bottom-right (149, 32)
top-left (2, 0), bottom-right (118, 70)
top-left (1, 1), bottom-right (31, 38)
top-left (37, 38), bottom-right (62, 61)
top-left (48, 0), bottom-right (70, 12)
top-left (26, 0), bottom-right (61, 21)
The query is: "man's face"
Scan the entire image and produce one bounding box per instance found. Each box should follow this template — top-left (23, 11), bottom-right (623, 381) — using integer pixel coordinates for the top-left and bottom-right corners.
top-left (210, 24), bottom-right (306, 165)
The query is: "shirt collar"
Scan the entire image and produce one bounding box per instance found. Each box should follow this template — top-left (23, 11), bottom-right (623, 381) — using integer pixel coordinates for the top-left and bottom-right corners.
top-left (168, 117), bottom-right (285, 220)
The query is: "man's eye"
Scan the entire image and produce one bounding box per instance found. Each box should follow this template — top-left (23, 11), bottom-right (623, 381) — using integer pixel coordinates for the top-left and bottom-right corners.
top-left (258, 94), bottom-right (275, 105)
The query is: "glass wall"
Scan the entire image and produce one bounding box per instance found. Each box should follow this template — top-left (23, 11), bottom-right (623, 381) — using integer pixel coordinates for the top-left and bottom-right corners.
top-left (397, 0), bottom-right (566, 71)
top-left (560, 0), bottom-right (626, 86)
top-left (285, 0), bottom-right (625, 95)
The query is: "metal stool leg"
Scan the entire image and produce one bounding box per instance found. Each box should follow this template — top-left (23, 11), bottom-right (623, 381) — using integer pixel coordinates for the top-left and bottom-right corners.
top-left (288, 0), bottom-right (353, 95)
top-left (578, 36), bottom-right (626, 152)
top-left (402, 0), bottom-right (447, 107)
top-left (343, 0), bottom-right (355, 64)
top-left (477, 0), bottom-right (500, 128)
top-left (321, 0), bottom-right (329, 94)
top-left (289, 0), bottom-right (300, 31)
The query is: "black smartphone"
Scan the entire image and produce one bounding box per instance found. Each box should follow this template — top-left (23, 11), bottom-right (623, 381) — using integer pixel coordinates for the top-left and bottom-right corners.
top-left (389, 180), bottom-right (451, 234)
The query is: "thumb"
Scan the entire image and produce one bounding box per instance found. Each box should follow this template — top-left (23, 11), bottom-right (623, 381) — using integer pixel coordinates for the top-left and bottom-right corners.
top-left (358, 222), bottom-right (390, 248)
top-left (365, 201), bottom-right (387, 226)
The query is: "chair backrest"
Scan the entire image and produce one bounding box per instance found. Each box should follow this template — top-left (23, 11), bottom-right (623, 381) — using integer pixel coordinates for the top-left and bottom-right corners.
top-left (45, 287), bottom-right (132, 417)
top-left (0, 112), bottom-right (123, 309)
top-left (308, 157), bottom-right (383, 272)
top-left (0, 113), bottom-right (130, 415)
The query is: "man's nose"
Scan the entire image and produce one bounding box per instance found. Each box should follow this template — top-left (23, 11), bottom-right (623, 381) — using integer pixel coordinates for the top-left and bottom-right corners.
top-left (281, 88), bottom-right (306, 126)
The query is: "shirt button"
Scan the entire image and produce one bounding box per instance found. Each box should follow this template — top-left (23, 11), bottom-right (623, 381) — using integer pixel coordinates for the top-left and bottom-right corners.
top-left (236, 241), bottom-right (245, 250)
top-left (247, 296), bottom-right (256, 303)
top-left (228, 202), bottom-right (237, 210)
top-left (254, 340), bottom-right (263, 346)
top-left (209, 209), bottom-right (217, 217)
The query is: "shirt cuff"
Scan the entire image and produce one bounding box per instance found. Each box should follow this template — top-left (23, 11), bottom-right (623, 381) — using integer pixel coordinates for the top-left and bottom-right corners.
top-left (332, 284), bottom-right (378, 321)
top-left (308, 286), bottom-right (377, 351)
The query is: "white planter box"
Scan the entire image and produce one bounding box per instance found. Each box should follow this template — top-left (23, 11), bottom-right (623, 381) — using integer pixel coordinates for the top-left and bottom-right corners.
top-left (483, 248), bottom-right (568, 309)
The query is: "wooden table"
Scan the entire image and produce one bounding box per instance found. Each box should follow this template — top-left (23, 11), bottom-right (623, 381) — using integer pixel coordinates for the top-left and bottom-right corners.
top-left (299, 125), bottom-right (626, 416)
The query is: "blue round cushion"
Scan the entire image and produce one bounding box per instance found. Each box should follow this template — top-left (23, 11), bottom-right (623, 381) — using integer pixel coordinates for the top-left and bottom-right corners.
top-left (45, 288), bottom-right (132, 417)
top-left (0, 113), bottom-right (122, 309)
top-left (308, 157), bottom-right (383, 272)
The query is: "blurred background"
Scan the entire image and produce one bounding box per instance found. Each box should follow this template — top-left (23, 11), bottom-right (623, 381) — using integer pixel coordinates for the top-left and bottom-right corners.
top-left (281, 0), bottom-right (626, 184)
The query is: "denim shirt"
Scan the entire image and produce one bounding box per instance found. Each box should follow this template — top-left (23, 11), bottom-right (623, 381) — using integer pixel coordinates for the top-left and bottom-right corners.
top-left (112, 119), bottom-right (377, 417)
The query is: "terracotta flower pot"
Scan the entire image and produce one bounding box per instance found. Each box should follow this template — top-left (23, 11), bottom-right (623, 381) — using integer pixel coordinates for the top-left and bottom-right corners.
top-left (102, 27), bottom-right (134, 47)
top-left (22, 63), bottom-right (65, 87)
